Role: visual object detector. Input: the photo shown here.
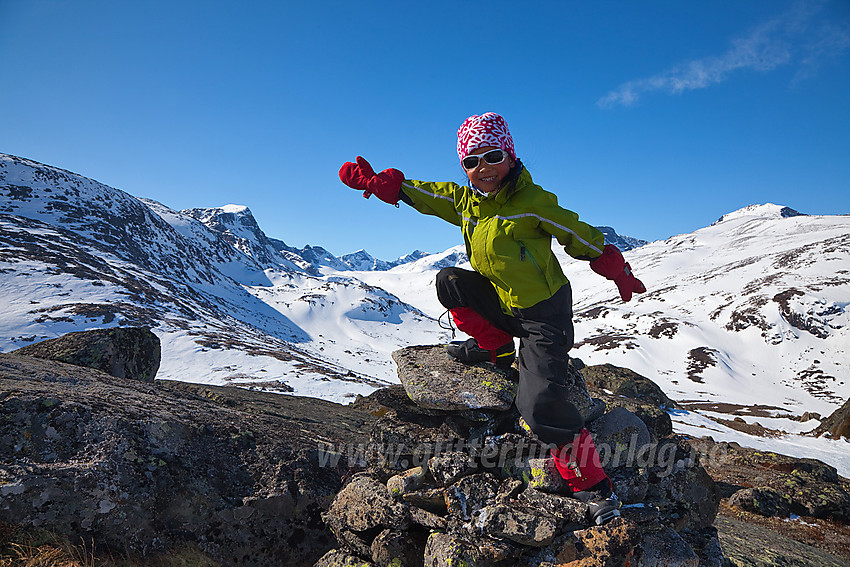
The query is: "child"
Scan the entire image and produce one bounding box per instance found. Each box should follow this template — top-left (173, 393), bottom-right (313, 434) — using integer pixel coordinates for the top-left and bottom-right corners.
top-left (339, 112), bottom-right (645, 524)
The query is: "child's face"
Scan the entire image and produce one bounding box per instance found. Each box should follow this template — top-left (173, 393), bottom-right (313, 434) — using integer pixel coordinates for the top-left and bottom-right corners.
top-left (464, 146), bottom-right (515, 194)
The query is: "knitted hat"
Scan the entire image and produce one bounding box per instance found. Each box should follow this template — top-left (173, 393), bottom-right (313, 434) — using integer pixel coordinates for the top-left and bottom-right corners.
top-left (456, 112), bottom-right (516, 161)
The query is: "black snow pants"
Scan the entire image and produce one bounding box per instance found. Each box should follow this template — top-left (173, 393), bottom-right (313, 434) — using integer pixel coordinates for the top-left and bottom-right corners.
top-left (435, 267), bottom-right (584, 445)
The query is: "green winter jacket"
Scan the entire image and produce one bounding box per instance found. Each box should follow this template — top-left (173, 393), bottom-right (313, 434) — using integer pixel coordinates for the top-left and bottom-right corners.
top-left (401, 167), bottom-right (605, 314)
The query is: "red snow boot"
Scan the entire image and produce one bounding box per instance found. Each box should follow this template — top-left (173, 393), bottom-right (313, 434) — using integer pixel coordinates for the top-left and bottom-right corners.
top-left (551, 429), bottom-right (621, 525)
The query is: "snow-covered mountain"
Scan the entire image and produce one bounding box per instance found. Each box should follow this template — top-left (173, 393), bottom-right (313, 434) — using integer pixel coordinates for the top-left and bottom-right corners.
top-left (564, 203), bottom-right (848, 413)
top-left (0, 154), bottom-right (445, 401)
top-left (2, 153), bottom-right (848, 474)
top-left (596, 226), bottom-right (648, 251)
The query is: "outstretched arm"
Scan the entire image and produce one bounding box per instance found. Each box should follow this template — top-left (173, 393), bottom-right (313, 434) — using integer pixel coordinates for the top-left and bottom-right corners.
top-left (339, 156), bottom-right (465, 226)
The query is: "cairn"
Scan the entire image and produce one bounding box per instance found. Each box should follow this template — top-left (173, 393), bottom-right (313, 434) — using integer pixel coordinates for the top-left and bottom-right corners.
top-left (317, 345), bottom-right (723, 567)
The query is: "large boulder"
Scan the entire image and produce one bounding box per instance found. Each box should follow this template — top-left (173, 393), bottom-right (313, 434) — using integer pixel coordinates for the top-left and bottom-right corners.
top-left (0, 352), bottom-right (376, 566)
top-left (393, 346), bottom-right (605, 423)
top-left (393, 345), bottom-right (518, 411)
top-left (323, 473), bottom-right (412, 559)
top-left (12, 327), bottom-right (161, 382)
top-left (582, 363), bottom-right (675, 408)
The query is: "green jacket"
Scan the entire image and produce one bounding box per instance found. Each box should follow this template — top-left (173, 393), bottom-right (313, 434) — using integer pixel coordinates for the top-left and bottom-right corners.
top-left (401, 167), bottom-right (605, 314)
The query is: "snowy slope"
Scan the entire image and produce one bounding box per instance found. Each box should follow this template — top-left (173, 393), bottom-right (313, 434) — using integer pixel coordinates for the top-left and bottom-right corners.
top-left (560, 204), bottom-right (849, 415)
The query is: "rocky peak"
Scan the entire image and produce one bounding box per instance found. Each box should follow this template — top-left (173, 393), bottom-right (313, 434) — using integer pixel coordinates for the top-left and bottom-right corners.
top-left (340, 249), bottom-right (390, 271)
top-left (713, 203), bottom-right (805, 225)
top-left (596, 226), bottom-right (648, 251)
top-left (183, 204), bottom-right (286, 268)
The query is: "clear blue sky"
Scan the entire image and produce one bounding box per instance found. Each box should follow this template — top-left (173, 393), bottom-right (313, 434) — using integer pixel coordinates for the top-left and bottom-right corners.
top-left (2, 0), bottom-right (848, 260)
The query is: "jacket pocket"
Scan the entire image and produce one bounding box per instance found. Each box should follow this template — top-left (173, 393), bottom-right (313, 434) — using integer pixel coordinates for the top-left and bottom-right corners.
top-left (518, 240), bottom-right (545, 277)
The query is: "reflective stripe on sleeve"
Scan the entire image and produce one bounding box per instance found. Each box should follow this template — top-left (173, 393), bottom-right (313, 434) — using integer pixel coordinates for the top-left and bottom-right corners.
top-left (495, 213), bottom-right (604, 255)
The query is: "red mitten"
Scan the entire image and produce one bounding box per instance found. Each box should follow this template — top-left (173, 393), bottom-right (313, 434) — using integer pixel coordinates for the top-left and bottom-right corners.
top-left (590, 244), bottom-right (646, 302)
top-left (614, 263), bottom-right (646, 302)
top-left (339, 156), bottom-right (404, 205)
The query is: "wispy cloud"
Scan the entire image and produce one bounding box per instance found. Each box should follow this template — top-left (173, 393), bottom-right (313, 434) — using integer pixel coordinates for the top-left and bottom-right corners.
top-left (597, 0), bottom-right (850, 108)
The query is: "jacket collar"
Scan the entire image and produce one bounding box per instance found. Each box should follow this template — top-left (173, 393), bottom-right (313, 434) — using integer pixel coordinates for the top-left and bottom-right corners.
top-left (471, 164), bottom-right (530, 205)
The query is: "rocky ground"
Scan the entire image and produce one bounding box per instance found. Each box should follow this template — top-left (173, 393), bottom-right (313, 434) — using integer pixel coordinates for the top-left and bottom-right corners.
top-left (580, 364), bottom-right (850, 566)
top-left (688, 438), bottom-right (850, 567)
top-left (1, 328), bottom-right (848, 566)
top-left (0, 336), bottom-right (377, 566)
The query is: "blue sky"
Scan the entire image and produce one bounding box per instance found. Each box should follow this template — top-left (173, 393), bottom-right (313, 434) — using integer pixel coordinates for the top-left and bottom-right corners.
top-left (1, 0), bottom-right (848, 260)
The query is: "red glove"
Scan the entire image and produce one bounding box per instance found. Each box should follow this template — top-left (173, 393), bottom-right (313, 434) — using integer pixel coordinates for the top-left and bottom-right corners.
top-left (339, 156), bottom-right (405, 206)
top-left (590, 244), bottom-right (646, 302)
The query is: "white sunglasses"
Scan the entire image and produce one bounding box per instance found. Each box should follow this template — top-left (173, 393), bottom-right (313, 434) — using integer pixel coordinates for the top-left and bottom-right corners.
top-left (461, 149), bottom-right (509, 170)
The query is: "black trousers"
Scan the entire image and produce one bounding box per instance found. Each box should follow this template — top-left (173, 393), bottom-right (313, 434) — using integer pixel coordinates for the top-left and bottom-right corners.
top-left (436, 267), bottom-right (584, 445)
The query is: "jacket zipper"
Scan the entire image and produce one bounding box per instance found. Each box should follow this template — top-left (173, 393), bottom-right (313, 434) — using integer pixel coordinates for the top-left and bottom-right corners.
top-left (518, 240), bottom-right (545, 277)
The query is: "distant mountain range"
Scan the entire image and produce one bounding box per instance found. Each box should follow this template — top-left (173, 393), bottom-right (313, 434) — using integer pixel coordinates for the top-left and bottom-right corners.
top-left (172, 203), bottom-right (645, 275)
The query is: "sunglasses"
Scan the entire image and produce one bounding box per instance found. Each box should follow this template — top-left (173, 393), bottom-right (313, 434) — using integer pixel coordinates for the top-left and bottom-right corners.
top-left (461, 149), bottom-right (508, 170)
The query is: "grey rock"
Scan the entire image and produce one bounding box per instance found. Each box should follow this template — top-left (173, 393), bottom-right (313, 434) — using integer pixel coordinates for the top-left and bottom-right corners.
top-left (393, 345), bottom-right (518, 411)
top-left (445, 473), bottom-right (499, 521)
top-left (0, 352), bottom-right (375, 567)
top-left (407, 506), bottom-right (447, 530)
top-left (728, 486), bottom-right (793, 517)
top-left (423, 532), bottom-right (482, 566)
top-left (370, 528), bottom-right (425, 567)
top-left (471, 504), bottom-right (560, 547)
top-left (816, 400), bottom-right (850, 439)
top-left (590, 407), bottom-right (652, 469)
top-left (313, 548), bottom-right (375, 566)
top-left (714, 507), bottom-right (850, 567)
top-left (695, 440), bottom-right (850, 523)
top-left (401, 487), bottom-right (447, 515)
top-left (680, 527), bottom-right (725, 567)
top-left (637, 527), bottom-right (699, 566)
top-left (582, 363), bottom-right (675, 408)
top-left (545, 517), bottom-right (640, 564)
top-left (516, 487), bottom-right (587, 525)
top-left (610, 465), bottom-right (650, 505)
top-left (495, 478), bottom-right (524, 503)
top-left (598, 394), bottom-right (673, 441)
top-left (516, 456), bottom-right (569, 493)
top-left (428, 450), bottom-right (478, 486)
top-left (644, 438), bottom-right (720, 531)
top-left (387, 466), bottom-right (427, 497)
top-left (324, 473), bottom-right (410, 557)
top-left (12, 327), bottom-right (161, 382)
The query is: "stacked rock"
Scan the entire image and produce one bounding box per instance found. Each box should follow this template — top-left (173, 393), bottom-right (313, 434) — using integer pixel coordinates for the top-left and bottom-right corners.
top-left (316, 346), bottom-right (723, 567)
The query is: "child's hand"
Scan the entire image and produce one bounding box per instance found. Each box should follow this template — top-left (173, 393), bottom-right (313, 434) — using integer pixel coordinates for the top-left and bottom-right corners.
top-left (339, 156), bottom-right (405, 206)
top-left (590, 245), bottom-right (646, 302)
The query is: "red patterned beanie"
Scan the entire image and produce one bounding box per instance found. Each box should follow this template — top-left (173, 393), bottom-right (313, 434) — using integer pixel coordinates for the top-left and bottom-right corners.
top-left (456, 112), bottom-right (516, 161)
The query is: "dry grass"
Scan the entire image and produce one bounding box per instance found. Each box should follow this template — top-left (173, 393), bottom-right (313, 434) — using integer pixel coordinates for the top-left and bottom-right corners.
top-left (0, 523), bottom-right (219, 567)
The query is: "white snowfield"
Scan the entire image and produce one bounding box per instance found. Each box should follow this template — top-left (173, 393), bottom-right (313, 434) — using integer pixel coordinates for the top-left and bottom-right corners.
top-left (1, 154), bottom-right (848, 475)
